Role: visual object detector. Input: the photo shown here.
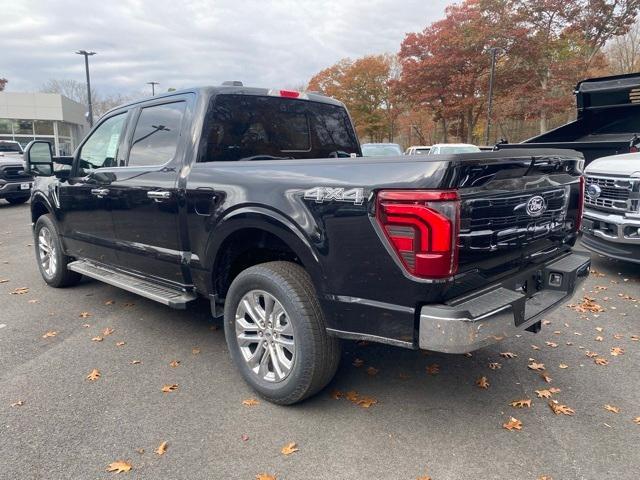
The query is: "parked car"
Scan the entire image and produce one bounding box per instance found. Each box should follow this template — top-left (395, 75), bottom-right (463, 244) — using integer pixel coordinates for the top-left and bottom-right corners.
top-left (361, 142), bottom-right (403, 157)
top-left (24, 85), bottom-right (589, 404)
top-left (497, 72), bottom-right (640, 165)
top-left (580, 151), bottom-right (640, 263)
top-left (405, 145), bottom-right (431, 155)
top-left (0, 140), bottom-right (33, 204)
top-left (428, 143), bottom-right (481, 154)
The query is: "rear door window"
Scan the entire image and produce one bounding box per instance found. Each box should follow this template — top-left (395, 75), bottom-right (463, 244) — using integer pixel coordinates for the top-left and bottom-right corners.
top-left (128, 101), bottom-right (186, 167)
top-left (199, 94), bottom-right (359, 162)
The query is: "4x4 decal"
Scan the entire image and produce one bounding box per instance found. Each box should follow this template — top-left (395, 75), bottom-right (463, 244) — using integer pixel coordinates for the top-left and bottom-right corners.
top-left (303, 187), bottom-right (365, 205)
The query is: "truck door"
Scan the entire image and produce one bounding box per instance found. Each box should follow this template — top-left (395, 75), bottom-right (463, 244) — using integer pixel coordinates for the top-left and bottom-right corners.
top-left (106, 97), bottom-right (191, 285)
top-left (57, 111), bottom-right (129, 265)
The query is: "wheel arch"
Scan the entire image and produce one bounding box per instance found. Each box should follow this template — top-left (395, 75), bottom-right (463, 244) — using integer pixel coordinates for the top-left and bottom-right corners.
top-left (30, 193), bottom-right (56, 224)
top-left (205, 207), bottom-right (326, 300)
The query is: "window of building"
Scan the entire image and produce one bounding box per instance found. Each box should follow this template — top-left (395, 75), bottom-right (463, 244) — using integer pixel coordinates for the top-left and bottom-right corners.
top-left (0, 119), bottom-right (12, 134)
top-left (13, 120), bottom-right (33, 135)
top-left (34, 120), bottom-right (54, 135)
top-left (128, 102), bottom-right (186, 167)
top-left (78, 113), bottom-right (127, 170)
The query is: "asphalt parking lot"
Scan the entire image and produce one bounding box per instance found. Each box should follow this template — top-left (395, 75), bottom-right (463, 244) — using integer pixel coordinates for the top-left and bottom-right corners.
top-left (1, 201), bottom-right (639, 480)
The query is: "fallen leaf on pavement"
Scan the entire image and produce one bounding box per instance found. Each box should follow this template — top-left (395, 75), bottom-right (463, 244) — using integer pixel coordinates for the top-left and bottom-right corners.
top-left (366, 366), bottom-right (379, 376)
top-left (154, 441), bottom-right (168, 455)
top-left (595, 336), bottom-right (603, 342)
top-left (130, 360), bottom-right (142, 365)
top-left (42, 331), bottom-right (57, 339)
top-left (540, 371), bottom-right (552, 383)
top-left (585, 351), bottom-right (599, 358)
top-left (242, 398), bottom-right (259, 407)
top-left (241, 434), bottom-right (250, 442)
top-left (92, 336), bottom-right (103, 342)
top-left (500, 352), bottom-right (517, 358)
top-left (488, 362), bottom-right (502, 370)
top-left (352, 358), bottom-right (364, 367)
top-left (476, 376), bottom-right (489, 389)
top-left (0, 279), bottom-right (8, 283)
top-left (10, 400), bottom-right (24, 407)
top-left (502, 417), bottom-right (523, 431)
top-left (281, 442), bottom-right (299, 455)
top-left (610, 347), bottom-right (624, 356)
top-left (604, 404), bottom-right (620, 414)
top-left (192, 347), bottom-right (201, 355)
top-left (545, 341), bottom-right (558, 348)
top-left (161, 384), bottom-right (178, 393)
top-left (106, 460), bottom-right (132, 473)
top-left (256, 474), bottom-right (276, 480)
top-left (549, 400), bottom-right (574, 416)
top-left (528, 362), bottom-right (545, 371)
top-left (330, 389), bottom-right (343, 400)
top-left (426, 364), bottom-right (440, 375)
top-left (136, 448), bottom-right (145, 454)
top-left (537, 387), bottom-right (560, 398)
top-left (510, 399), bottom-right (532, 408)
top-left (105, 300), bottom-right (115, 305)
top-left (634, 417), bottom-right (640, 425)
top-left (531, 344), bottom-right (540, 350)
top-left (86, 369), bottom-right (101, 381)
top-left (79, 312), bottom-right (91, 318)
top-left (10, 287), bottom-right (29, 295)
top-left (569, 296), bottom-right (604, 313)
top-left (102, 327), bottom-right (114, 336)
top-left (116, 341), bottom-right (125, 347)
top-left (559, 364), bottom-right (569, 369)
top-left (346, 391), bottom-right (359, 402)
top-left (594, 357), bottom-right (609, 366)
top-left (169, 360), bottom-right (180, 368)
top-left (28, 299), bottom-right (39, 304)
top-left (356, 396), bottom-right (378, 408)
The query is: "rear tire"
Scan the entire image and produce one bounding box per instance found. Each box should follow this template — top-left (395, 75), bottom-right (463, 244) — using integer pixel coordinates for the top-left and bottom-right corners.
top-left (6, 196), bottom-right (29, 205)
top-left (34, 214), bottom-right (82, 288)
top-left (224, 261), bottom-right (341, 405)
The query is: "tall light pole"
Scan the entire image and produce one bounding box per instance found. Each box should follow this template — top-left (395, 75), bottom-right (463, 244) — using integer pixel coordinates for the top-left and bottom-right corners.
top-left (75, 50), bottom-right (96, 127)
top-left (484, 47), bottom-right (502, 146)
top-left (147, 81), bottom-right (159, 96)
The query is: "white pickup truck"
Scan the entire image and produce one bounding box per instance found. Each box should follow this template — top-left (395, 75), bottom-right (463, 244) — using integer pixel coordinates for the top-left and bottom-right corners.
top-left (581, 152), bottom-right (640, 263)
top-left (0, 140), bottom-right (33, 204)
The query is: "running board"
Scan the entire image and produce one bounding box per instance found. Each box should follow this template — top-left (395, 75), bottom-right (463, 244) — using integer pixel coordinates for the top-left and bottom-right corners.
top-left (67, 260), bottom-right (197, 309)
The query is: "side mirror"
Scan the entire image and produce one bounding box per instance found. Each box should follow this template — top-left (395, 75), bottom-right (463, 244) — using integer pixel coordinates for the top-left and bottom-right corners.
top-left (25, 140), bottom-right (54, 176)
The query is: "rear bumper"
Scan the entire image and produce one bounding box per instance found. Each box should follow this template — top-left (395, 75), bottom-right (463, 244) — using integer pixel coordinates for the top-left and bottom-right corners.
top-left (418, 252), bottom-right (591, 353)
top-left (0, 180), bottom-right (32, 198)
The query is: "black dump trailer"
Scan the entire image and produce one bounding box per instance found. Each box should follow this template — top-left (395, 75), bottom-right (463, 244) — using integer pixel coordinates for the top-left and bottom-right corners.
top-left (498, 72), bottom-right (640, 164)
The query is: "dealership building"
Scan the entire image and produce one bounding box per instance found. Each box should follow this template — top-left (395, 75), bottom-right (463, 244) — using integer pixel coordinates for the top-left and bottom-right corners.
top-left (0, 92), bottom-right (88, 156)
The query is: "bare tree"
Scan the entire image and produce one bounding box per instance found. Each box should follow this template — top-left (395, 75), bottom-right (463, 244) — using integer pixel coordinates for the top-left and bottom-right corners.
top-left (606, 21), bottom-right (640, 73)
top-left (0, 77), bottom-right (7, 91)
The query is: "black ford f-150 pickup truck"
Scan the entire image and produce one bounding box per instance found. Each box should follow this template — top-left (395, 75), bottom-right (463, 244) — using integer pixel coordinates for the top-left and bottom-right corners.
top-left (24, 85), bottom-right (590, 404)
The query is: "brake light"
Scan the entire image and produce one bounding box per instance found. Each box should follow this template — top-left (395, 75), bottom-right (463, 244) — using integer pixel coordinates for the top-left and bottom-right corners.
top-left (576, 176), bottom-right (585, 231)
top-left (631, 146), bottom-right (639, 153)
top-left (267, 89), bottom-right (308, 100)
top-left (375, 190), bottom-right (460, 279)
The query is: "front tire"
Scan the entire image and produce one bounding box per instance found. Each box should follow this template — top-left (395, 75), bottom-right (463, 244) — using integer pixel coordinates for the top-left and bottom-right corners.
top-left (34, 215), bottom-right (82, 288)
top-left (224, 261), bottom-right (341, 405)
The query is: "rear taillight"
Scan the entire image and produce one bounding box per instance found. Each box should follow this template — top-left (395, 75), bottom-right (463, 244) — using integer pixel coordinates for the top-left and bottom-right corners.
top-left (576, 176), bottom-right (585, 231)
top-left (375, 190), bottom-right (460, 279)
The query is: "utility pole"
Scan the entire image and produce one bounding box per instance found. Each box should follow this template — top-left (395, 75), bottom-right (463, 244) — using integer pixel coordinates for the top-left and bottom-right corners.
top-left (147, 81), bottom-right (159, 96)
top-left (485, 47), bottom-right (501, 146)
top-left (75, 50), bottom-right (96, 127)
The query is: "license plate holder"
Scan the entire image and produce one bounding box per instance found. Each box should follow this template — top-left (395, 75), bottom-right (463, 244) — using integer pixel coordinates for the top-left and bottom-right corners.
top-left (20, 182), bottom-right (31, 190)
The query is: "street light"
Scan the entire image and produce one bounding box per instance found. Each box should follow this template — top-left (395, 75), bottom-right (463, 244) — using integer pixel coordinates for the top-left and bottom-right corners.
top-left (75, 50), bottom-right (96, 127)
top-left (147, 81), bottom-right (159, 96)
top-left (484, 47), bottom-right (504, 146)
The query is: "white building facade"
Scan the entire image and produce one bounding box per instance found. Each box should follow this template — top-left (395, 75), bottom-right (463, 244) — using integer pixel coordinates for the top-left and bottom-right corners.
top-left (0, 92), bottom-right (88, 156)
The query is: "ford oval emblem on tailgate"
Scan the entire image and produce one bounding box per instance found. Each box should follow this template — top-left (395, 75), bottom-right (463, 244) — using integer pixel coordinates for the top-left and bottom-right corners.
top-left (526, 195), bottom-right (546, 217)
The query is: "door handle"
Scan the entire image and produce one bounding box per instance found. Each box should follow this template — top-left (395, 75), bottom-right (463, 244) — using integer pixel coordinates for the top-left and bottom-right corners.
top-left (91, 188), bottom-right (110, 197)
top-left (147, 190), bottom-right (172, 201)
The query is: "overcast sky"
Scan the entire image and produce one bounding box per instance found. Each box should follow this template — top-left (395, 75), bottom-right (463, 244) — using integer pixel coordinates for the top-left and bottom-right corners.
top-left (2, 0), bottom-right (451, 97)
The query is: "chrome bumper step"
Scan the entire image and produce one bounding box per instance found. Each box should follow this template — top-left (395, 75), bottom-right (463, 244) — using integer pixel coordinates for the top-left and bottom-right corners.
top-left (67, 260), bottom-right (197, 309)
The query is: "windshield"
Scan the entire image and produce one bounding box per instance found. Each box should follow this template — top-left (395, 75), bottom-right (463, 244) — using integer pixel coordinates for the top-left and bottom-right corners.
top-left (433, 145), bottom-right (481, 154)
top-left (361, 144), bottom-right (403, 157)
top-left (200, 94), bottom-right (360, 161)
top-left (0, 142), bottom-right (23, 153)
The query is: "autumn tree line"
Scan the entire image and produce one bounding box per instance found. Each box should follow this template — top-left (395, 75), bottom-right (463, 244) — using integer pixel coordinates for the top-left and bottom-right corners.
top-left (307, 0), bottom-right (640, 147)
